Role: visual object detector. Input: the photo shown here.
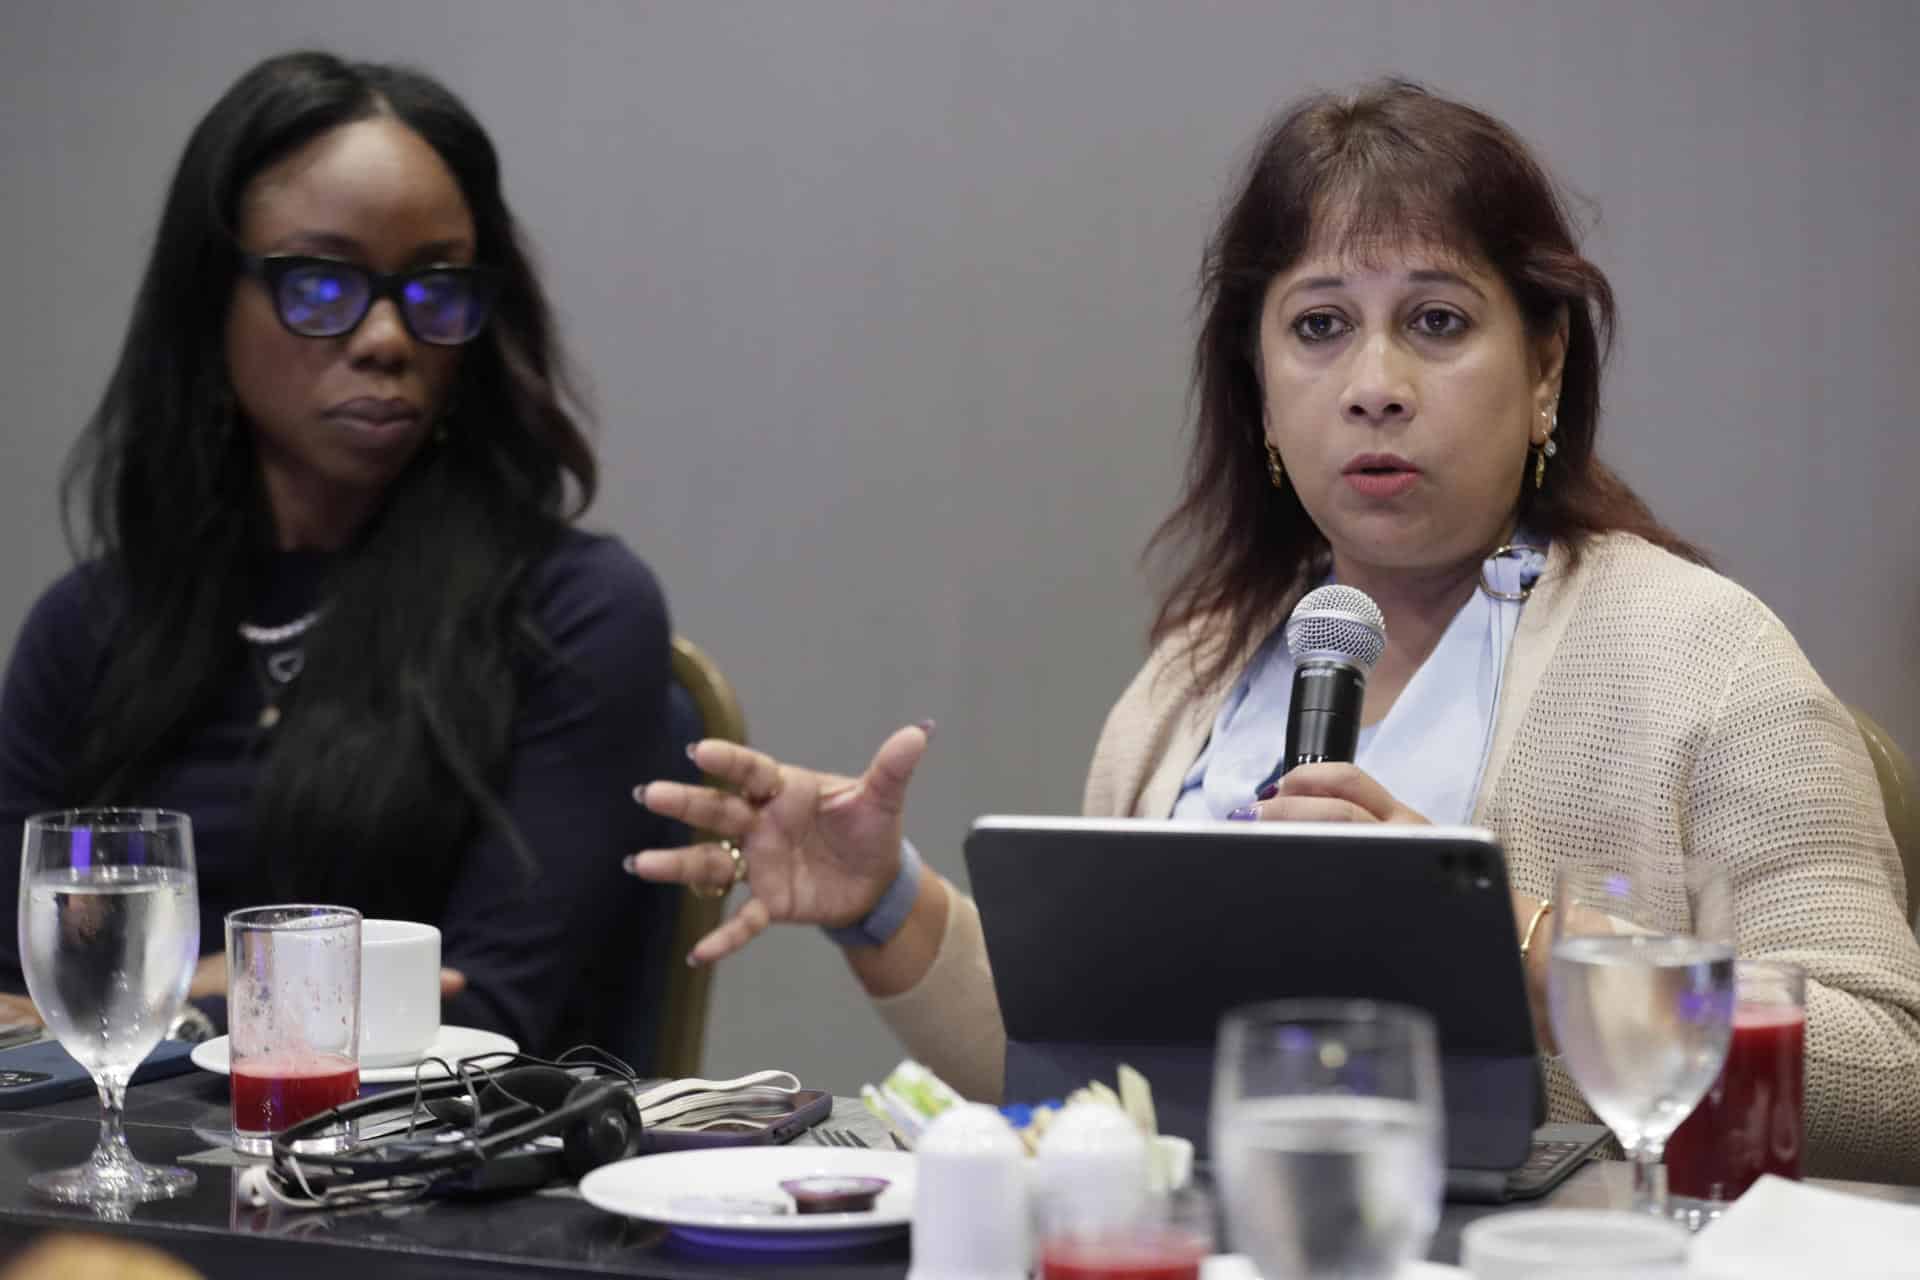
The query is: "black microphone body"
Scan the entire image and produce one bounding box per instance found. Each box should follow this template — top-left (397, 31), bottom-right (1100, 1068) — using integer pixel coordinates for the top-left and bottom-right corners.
top-left (1282, 659), bottom-right (1367, 772)
top-left (1259, 584), bottom-right (1387, 794)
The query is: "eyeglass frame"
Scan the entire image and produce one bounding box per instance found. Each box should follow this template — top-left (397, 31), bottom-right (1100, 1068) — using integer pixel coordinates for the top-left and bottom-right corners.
top-left (237, 252), bottom-right (503, 346)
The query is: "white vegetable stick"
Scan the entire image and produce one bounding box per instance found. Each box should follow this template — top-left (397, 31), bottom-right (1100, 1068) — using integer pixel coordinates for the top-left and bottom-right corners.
top-left (1118, 1064), bottom-right (1157, 1138)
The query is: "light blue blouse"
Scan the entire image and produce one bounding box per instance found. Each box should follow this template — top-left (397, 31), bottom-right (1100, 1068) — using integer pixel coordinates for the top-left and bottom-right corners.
top-left (1171, 546), bottom-right (1545, 825)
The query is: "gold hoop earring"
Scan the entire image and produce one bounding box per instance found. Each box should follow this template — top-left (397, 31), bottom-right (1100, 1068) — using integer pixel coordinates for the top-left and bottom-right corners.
top-left (1264, 440), bottom-right (1286, 489)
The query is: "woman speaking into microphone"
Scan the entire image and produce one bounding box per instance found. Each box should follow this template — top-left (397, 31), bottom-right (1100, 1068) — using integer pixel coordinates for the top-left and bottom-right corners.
top-left (631, 80), bottom-right (1920, 1180)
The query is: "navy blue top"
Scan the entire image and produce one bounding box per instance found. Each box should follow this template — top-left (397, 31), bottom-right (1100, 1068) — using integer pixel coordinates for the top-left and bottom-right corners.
top-left (0, 528), bottom-right (686, 1067)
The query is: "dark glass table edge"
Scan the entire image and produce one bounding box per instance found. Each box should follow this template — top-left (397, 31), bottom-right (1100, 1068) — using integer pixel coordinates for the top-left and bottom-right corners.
top-left (7, 1073), bottom-right (1919, 1276)
top-left (0, 1097), bottom-right (911, 1279)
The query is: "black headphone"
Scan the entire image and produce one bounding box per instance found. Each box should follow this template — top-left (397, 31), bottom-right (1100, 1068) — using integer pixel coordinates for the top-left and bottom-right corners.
top-left (265, 1054), bottom-right (645, 1202)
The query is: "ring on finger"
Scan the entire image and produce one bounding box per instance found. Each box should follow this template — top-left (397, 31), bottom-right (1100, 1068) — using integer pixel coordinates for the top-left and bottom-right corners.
top-left (688, 840), bottom-right (745, 900)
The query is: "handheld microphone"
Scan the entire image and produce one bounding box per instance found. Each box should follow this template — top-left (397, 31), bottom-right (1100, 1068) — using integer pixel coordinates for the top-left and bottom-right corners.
top-left (1264, 584), bottom-right (1386, 788)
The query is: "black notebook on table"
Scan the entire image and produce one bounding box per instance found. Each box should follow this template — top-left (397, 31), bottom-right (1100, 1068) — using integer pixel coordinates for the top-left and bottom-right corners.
top-left (963, 817), bottom-right (1606, 1202)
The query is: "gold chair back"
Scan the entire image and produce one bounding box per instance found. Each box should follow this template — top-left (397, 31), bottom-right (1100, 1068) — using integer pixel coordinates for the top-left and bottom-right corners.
top-left (654, 635), bottom-right (749, 1078)
top-left (1849, 705), bottom-right (1919, 927)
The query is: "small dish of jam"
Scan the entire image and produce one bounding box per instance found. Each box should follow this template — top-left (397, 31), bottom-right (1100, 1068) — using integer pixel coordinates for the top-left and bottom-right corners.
top-left (778, 1175), bottom-right (891, 1214)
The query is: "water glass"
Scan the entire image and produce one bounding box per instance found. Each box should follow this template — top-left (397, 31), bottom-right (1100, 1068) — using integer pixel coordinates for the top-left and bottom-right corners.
top-left (1211, 1000), bottom-right (1445, 1280)
top-left (1665, 959), bottom-right (1806, 1227)
top-left (17, 809), bottom-right (200, 1205)
top-left (226, 905), bottom-right (361, 1155)
top-left (1546, 863), bottom-right (1735, 1215)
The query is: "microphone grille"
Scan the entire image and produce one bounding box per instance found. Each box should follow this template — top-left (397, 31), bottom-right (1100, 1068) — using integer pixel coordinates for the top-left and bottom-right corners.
top-left (1284, 584), bottom-right (1387, 670)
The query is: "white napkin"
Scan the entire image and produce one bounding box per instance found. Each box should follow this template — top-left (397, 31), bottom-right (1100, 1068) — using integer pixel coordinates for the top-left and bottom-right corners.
top-left (1690, 1175), bottom-right (1920, 1279)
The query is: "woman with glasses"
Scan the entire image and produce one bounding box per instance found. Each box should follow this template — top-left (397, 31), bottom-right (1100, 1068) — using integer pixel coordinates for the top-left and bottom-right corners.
top-left (0, 51), bottom-right (684, 1064)
top-left (631, 80), bottom-right (1920, 1181)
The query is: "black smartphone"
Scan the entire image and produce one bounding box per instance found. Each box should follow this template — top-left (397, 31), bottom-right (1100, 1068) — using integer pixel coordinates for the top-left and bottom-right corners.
top-left (1443, 1122), bottom-right (1611, 1203)
top-left (641, 1088), bottom-right (833, 1153)
top-left (0, 1037), bottom-right (200, 1108)
top-left (1505, 1122), bottom-right (1611, 1199)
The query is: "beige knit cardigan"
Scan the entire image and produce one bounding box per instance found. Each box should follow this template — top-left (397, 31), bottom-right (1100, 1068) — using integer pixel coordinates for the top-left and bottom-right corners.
top-left (875, 533), bottom-right (1920, 1183)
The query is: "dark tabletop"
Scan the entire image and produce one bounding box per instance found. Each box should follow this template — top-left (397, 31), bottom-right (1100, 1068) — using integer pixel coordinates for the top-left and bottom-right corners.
top-left (5, 1067), bottom-right (1917, 1278)
top-left (0, 1069), bottom-right (909, 1280)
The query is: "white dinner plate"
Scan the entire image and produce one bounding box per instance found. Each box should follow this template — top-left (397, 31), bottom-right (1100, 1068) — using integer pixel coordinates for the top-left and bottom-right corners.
top-left (189, 1025), bottom-right (518, 1084)
top-left (578, 1146), bottom-right (915, 1251)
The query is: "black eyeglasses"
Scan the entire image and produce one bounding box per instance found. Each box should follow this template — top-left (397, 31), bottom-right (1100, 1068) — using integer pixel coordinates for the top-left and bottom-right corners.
top-left (239, 254), bottom-right (501, 346)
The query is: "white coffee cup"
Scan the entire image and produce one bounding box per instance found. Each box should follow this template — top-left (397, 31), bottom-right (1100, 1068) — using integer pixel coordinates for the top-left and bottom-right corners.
top-left (358, 920), bottom-right (440, 1067)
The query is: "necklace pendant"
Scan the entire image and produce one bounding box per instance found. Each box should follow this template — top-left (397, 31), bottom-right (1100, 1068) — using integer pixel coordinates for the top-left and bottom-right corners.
top-left (258, 704), bottom-right (281, 730)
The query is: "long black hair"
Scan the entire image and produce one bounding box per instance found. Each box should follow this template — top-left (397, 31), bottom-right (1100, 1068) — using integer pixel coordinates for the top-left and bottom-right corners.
top-left (62, 51), bottom-right (595, 912)
top-left (1150, 79), bottom-right (1704, 690)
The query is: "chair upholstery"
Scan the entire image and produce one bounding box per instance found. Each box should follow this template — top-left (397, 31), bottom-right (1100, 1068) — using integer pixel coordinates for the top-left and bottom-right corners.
top-left (1849, 705), bottom-right (1919, 929)
top-left (652, 635), bottom-right (750, 1078)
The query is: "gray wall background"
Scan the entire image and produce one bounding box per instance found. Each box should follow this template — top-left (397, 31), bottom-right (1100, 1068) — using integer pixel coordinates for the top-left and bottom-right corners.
top-left (5, 1), bottom-right (1916, 1089)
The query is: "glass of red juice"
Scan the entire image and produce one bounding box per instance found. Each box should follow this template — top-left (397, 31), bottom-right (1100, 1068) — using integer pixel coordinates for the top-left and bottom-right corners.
top-left (1039, 1188), bottom-right (1214, 1280)
top-left (225, 906), bottom-right (362, 1156)
top-left (1664, 959), bottom-right (1805, 1227)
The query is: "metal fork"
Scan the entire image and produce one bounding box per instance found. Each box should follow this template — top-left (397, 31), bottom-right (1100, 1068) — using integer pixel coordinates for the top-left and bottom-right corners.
top-left (815, 1127), bottom-right (870, 1148)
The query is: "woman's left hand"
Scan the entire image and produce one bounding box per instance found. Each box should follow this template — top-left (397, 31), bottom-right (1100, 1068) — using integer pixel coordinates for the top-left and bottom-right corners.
top-left (1237, 763), bottom-right (1431, 825)
top-left (183, 954), bottom-right (464, 996)
top-left (0, 993), bottom-right (41, 1029)
top-left (187, 953), bottom-right (226, 1000)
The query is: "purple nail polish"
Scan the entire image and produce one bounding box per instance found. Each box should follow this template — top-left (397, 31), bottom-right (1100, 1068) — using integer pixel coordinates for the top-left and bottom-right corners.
top-left (916, 718), bottom-right (937, 741)
top-left (1227, 805), bottom-right (1260, 821)
top-left (1256, 782), bottom-right (1279, 801)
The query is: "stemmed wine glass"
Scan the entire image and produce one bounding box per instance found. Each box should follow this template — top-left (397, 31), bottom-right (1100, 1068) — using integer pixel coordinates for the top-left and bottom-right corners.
top-left (1211, 1000), bottom-right (1446, 1279)
top-left (1546, 862), bottom-right (1735, 1215)
top-left (17, 809), bottom-right (200, 1206)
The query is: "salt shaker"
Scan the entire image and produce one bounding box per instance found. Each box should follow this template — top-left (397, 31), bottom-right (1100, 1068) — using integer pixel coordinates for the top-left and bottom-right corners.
top-left (1032, 1098), bottom-right (1154, 1243)
top-left (909, 1103), bottom-right (1030, 1280)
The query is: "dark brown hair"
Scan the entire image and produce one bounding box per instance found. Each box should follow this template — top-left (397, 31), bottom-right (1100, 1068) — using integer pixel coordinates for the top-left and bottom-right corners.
top-left (1148, 79), bottom-right (1704, 690)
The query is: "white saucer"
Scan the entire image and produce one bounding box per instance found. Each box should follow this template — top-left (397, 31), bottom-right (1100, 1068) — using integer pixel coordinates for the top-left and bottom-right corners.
top-left (578, 1147), bottom-right (914, 1251)
top-left (189, 1025), bottom-right (519, 1084)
